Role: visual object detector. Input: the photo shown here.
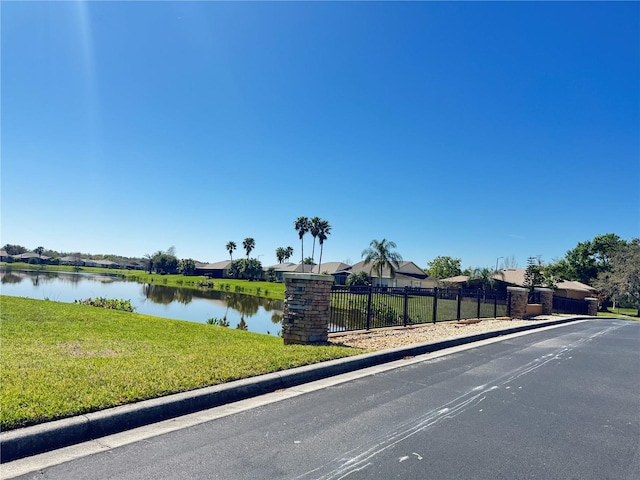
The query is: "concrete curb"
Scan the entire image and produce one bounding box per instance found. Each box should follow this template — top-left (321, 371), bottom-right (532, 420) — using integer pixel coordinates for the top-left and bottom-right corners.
top-left (0, 316), bottom-right (589, 463)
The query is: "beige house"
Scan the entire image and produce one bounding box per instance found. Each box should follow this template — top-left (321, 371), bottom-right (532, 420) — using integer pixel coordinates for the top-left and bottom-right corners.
top-left (349, 260), bottom-right (437, 288)
top-left (442, 268), bottom-right (596, 299)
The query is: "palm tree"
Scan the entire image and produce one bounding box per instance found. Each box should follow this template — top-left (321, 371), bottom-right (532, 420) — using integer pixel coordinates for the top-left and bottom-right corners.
top-left (242, 238), bottom-right (255, 259)
top-left (226, 241), bottom-right (237, 261)
top-left (294, 216), bottom-right (309, 264)
top-left (276, 247), bottom-right (286, 264)
top-left (316, 219), bottom-right (331, 273)
top-left (361, 239), bottom-right (403, 286)
top-left (309, 216), bottom-right (322, 262)
top-left (284, 246), bottom-right (294, 262)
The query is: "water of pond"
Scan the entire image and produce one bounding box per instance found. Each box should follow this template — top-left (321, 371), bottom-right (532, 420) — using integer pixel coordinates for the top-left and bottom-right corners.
top-left (0, 268), bottom-right (284, 336)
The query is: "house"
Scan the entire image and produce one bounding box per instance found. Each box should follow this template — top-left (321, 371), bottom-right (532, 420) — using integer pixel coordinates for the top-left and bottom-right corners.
top-left (15, 252), bottom-right (50, 264)
top-left (59, 255), bottom-right (84, 266)
top-left (83, 259), bottom-right (120, 268)
top-left (194, 260), bottom-right (232, 278)
top-left (266, 262), bottom-right (314, 282)
top-left (554, 280), bottom-right (596, 300)
top-left (0, 250), bottom-right (12, 262)
top-left (310, 262), bottom-right (352, 285)
top-left (348, 260), bottom-right (437, 288)
top-left (442, 269), bottom-right (596, 299)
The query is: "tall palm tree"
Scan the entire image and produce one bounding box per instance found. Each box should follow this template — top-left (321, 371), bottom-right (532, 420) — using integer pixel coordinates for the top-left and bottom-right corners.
top-left (226, 241), bottom-right (237, 261)
top-left (309, 216), bottom-right (322, 262)
top-left (294, 216), bottom-right (309, 265)
top-left (242, 238), bottom-right (255, 259)
top-left (316, 219), bottom-right (331, 273)
top-left (361, 239), bottom-right (403, 286)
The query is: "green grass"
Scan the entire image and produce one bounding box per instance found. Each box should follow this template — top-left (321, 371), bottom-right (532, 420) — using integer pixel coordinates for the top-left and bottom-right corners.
top-left (0, 262), bottom-right (286, 299)
top-left (597, 307), bottom-right (639, 321)
top-left (0, 296), bottom-right (362, 430)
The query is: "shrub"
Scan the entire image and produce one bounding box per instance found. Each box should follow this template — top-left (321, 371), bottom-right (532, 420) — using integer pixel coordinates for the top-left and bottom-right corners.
top-left (206, 317), bottom-right (229, 327)
top-left (74, 298), bottom-right (136, 312)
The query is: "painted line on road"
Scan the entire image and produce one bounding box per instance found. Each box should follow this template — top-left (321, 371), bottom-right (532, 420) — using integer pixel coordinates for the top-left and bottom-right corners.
top-left (1, 320), bottom-right (587, 480)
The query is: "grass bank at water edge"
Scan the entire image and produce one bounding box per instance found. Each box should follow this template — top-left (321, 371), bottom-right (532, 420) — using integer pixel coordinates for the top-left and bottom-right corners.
top-left (0, 296), bottom-right (363, 430)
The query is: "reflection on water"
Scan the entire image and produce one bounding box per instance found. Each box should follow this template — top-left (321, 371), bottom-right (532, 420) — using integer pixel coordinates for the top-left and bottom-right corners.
top-left (0, 267), bottom-right (284, 336)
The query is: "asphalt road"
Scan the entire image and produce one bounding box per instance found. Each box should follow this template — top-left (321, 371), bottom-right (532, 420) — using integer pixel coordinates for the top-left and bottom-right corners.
top-left (6, 318), bottom-right (639, 479)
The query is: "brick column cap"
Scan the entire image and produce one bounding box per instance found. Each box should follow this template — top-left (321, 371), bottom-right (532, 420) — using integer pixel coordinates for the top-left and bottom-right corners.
top-left (584, 297), bottom-right (599, 301)
top-left (283, 273), bottom-right (334, 282)
top-left (534, 287), bottom-right (553, 292)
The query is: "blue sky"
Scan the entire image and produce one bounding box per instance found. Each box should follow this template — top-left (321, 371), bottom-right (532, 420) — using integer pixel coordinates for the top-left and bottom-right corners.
top-left (2, 1), bottom-right (638, 270)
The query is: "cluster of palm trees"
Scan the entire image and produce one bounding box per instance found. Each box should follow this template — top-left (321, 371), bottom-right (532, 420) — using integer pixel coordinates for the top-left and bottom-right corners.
top-left (294, 216), bottom-right (331, 273)
top-left (275, 246), bottom-right (294, 264)
top-left (225, 238), bottom-right (256, 261)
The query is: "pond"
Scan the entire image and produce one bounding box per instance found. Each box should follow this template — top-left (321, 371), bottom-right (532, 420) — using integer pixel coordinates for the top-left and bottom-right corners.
top-left (0, 268), bottom-right (284, 336)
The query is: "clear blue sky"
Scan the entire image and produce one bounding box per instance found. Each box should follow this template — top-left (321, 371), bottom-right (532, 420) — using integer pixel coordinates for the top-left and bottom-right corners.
top-left (2, 1), bottom-right (638, 270)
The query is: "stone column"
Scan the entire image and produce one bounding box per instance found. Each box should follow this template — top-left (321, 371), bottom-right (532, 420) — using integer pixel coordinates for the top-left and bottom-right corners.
top-left (282, 273), bottom-right (334, 345)
top-left (585, 297), bottom-right (599, 316)
top-left (535, 287), bottom-right (554, 315)
top-left (507, 287), bottom-right (528, 319)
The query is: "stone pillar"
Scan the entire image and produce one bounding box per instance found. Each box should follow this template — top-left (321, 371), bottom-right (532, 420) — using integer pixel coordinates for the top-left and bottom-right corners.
top-left (282, 273), bottom-right (334, 345)
top-left (507, 287), bottom-right (528, 319)
top-left (535, 287), bottom-right (553, 315)
top-left (585, 297), bottom-right (599, 316)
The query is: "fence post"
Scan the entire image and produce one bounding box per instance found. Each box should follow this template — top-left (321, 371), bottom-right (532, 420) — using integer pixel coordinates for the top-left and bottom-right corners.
top-left (432, 287), bottom-right (438, 324)
top-left (282, 273), bottom-right (334, 345)
top-left (366, 286), bottom-right (373, 330)
top-left (507, 286), bottom-right (528, 319)
top-left (476, 289), bottom-right (482, 319)
top-left (403, 286), bottom-right (409, 326)
top-left (493, 292), bottom-right (498, 318)
top-left (456, 288), bottom-right (462, 320)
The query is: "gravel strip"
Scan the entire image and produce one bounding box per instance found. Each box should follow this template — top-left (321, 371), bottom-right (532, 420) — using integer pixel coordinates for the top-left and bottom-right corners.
top-left (328, 316), bottom-right (572, 351)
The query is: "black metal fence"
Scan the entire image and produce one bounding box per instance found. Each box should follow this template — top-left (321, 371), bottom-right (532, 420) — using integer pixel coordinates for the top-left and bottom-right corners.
top-left (329, 286), bottom-right (510, 333)
top-left (552, 295), bottom-right (590, 315)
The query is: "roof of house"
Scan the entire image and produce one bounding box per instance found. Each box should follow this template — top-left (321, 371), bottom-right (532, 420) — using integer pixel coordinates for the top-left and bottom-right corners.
top-left (0, 250), bottom-right (9, 257)
top-left (349, 260), bottom-right (428, 279)
top-left (310, 262), bottom-right (351, 274)
top-left (493, 269), bottom-right (526, 286)
top-left (16, 252), bottom-right (51, 260)
top-left (268, 262), bottom-right (314, 273)
top-left (555, 280), bottom-right (596, 292)
top-left (197, 260), bottom-right (232, 270)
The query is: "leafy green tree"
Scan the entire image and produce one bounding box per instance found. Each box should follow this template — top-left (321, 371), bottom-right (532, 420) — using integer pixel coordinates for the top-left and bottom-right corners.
top-left (266, 267), bottom-right (277, 282)
top-left (294, 216), bottom-right (309, 264)
top-left (153, 253), bottom-right (178, 274)
top-left (595, 238), bottom-right (640, 316)
top-left (242, 237), bottom-right (255, 259)
top-left (426, 256), bottom-right (462, 279)
top-left (347, 271), bottom-right (370, 286)
top-left (317, 219), bottom-right (331, 273)
top-left (2, 244), bottom-right (27, 255)
top-left (178, 258), bottom-right (196, 276)
top-left (562, 233), bottom-right (626, 284)
top-left (361, 239), bottom-right (403, 285)
top-left (34, 246), bottom-right (45, 260)
top-left (303, 257), bottom-right (316, 265)
top-left (229, 258), bottom-right (263, 281)
top-left (523, 257), bottom-right (544, 290)
top-left (309, 216), bottom-right (322, 262)
top-left (226, 241), bottom-right (237, 261)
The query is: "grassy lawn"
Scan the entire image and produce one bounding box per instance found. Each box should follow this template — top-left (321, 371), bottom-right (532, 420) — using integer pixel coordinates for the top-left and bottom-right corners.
top-left (0, 262), bottom-right (286, 299)
top-left (597, 307), bottom-right (639, 321)
top-left (0, 296), bottom-right (363, 431)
